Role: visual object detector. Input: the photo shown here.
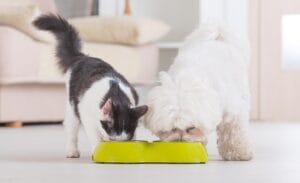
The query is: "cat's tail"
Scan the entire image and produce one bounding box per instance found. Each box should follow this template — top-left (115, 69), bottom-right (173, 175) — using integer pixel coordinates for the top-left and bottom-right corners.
top-left (33, 14), bottom-right (83, 73)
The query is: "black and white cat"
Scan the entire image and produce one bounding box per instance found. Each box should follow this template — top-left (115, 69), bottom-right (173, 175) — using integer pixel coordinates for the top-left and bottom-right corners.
top-left (33, 14), bottom-right (148, 158)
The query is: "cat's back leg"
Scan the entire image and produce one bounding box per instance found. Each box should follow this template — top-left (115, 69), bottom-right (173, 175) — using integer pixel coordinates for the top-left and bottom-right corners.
top-left (64, 102), bottom-right (81, 158)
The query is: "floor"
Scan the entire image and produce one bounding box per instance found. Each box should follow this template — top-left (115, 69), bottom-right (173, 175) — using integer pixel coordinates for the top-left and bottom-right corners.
top-left (0, 122), bottom-right (300, 183)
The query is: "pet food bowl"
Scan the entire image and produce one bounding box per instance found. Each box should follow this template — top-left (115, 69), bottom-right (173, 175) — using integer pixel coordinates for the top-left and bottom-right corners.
top-left (92, 141), bottom-right (208, 164)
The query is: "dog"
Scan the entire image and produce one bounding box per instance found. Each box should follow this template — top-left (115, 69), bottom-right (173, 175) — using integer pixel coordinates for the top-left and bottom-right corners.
top-left (144, 24), bottom-right (253, 161)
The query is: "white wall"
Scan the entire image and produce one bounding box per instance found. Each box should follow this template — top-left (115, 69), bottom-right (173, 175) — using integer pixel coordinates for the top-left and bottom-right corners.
top-left (99, 0), bottom-right (200, 42)
top-left (200, 0), bottom-right (249, 36)
top-left (98, 0), bottom-right (119, 16)
top-left (117, 0), bottom-right (200, 42)
top-left (99, 0), bottom-right (248, 40)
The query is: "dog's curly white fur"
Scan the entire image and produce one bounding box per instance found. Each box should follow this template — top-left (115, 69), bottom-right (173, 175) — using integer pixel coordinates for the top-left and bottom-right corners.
top-left (144, 24), bottom-right (253, 161)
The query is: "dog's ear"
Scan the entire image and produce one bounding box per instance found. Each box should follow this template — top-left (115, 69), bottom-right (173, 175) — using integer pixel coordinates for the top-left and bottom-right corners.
top-left (131, 105), bottom-right (148, 119)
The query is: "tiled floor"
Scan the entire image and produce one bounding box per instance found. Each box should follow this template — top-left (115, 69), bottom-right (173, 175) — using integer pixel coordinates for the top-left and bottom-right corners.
top-left (0, 122), bottom-right (300, 183)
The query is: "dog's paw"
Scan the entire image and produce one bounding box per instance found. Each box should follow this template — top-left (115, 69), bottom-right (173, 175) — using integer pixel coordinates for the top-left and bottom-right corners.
top-left (220, 147), bottom-right (253, 161)
top-left (157, 128), bottom-right (183, 141)
top-left (157, 127), bottom-right (208, 145)
top-left (217, 121), bottom-right (253, 161)
top-left (66, 149), bottom-right (80, 158)
top-left (182, 127), bottom-right (207, 145)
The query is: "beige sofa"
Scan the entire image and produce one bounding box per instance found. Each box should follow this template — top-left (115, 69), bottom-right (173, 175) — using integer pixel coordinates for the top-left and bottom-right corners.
top-left (0, 0), bottom-right (168, 123)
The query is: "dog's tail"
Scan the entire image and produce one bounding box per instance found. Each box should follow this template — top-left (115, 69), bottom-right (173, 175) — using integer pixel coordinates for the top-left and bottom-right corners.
top-left (33, 14), bottom-right (83, 73)
top-left (182, 24), bottom-right (250, 63)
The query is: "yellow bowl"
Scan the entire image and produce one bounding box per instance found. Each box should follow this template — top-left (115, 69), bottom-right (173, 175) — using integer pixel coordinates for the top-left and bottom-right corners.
top-left (92, 141), bottom-right (208, 164)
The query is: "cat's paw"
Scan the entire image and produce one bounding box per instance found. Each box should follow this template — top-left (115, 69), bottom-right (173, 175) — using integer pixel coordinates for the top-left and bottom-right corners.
top-left (66, 149), bottom-right (80, 158)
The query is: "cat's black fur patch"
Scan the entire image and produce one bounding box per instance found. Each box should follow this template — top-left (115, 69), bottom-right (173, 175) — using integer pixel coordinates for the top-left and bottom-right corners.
top-left (68, 57), bottom-right (138, 118)
top-left (33, 14), bottom-right (143, 140)
top-left (100, 80), bottom-right (138, 139)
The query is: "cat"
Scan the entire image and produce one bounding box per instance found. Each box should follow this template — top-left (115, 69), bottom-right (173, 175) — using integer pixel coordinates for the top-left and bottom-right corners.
top-left (33, 14), bottom-right (148, 158)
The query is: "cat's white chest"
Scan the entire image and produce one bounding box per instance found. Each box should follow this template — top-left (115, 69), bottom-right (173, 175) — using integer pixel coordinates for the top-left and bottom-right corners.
top-left (76, 76), bottom-right (136, 127)
top-left (78, 77), bottom-right (112, 121)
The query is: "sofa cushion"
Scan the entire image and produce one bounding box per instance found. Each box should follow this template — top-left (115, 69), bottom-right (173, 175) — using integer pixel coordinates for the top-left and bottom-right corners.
top-left (0, 26), bottom-right (158, 85)
top-left (69, 16), bottom-right (170, 45)
top-left (37, 43), bottom-right (158, 84)
top-left (0, 2), bottom-right (53, 42)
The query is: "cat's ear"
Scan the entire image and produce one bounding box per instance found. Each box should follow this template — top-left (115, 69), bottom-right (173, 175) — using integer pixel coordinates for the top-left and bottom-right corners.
top-left (102, 98), bottom-right (112, 115)
top-left (131, 105), bottom-right (148, 119)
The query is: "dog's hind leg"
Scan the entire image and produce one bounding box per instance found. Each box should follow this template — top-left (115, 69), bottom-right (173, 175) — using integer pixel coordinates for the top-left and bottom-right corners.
top-left (216, 113), bottom-right (253, 161)
top-left (64, 103), bottom-right (81, 158)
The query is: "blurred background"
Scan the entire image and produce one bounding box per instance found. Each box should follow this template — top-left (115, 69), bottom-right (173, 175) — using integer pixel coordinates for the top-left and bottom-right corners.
top-left (1, 0), bottom-right (299, 126)
top-left (1, 0), bottom-right (300, 182)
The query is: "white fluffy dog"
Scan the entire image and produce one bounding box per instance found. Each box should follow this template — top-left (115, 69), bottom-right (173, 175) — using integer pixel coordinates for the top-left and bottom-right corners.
top-left (144, 24), bottom-right (253, 161)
